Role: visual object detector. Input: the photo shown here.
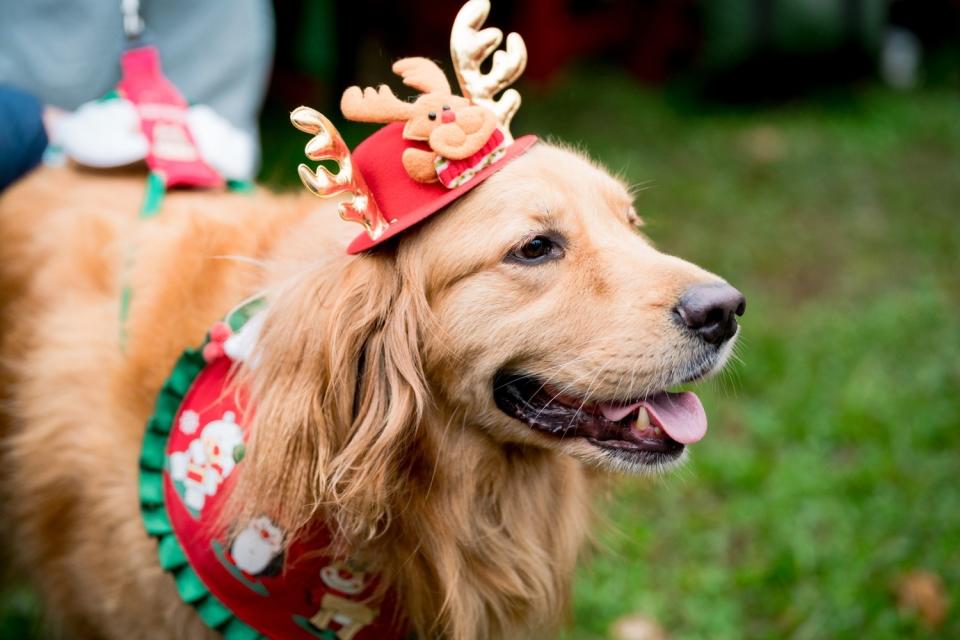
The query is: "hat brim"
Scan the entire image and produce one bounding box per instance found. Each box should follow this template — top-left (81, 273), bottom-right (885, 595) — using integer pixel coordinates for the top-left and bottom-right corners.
top-left (347, 135), bottom-right (539, 254)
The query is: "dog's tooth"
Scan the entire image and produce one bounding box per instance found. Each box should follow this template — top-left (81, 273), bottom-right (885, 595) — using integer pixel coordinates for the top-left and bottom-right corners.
top-left (634, 407), bottom-right (651, 431)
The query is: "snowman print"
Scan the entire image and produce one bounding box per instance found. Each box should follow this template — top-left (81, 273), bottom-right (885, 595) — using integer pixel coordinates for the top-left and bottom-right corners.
top-left (230, 516), bottom-right (284, 576)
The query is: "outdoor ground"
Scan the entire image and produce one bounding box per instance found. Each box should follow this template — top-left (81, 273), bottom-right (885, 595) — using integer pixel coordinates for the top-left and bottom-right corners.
top-left (2, 68), bottom-right (957, 639)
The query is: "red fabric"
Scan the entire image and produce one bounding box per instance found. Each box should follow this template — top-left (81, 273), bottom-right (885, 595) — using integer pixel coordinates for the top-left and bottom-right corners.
top-left (117, 46), bottom-right (223, 189)
top-left (347, 123), bottom-right (537, 253)
top-left (164, 356), bottom-right (405, 639)
top-left (436, 128), bottom-right (506, 188)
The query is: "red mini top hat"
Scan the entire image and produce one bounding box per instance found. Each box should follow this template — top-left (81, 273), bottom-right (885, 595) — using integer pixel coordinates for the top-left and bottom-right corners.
top-left (291, 0), bottom-right (538, 254)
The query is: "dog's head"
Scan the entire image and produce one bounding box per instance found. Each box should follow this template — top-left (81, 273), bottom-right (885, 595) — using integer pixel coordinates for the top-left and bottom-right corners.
top-left (403, 143), bottom-right (744, 472)
top-left (234, 140), bottom-right (743, 638)
top-left (242, 140), bottom-right (743, 520)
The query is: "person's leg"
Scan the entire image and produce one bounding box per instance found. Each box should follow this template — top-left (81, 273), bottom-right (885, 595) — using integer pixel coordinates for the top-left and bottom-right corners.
top-left (0, 85), bottom-right (48, 190)
top-left (145, 0), bottom-right (274, 167)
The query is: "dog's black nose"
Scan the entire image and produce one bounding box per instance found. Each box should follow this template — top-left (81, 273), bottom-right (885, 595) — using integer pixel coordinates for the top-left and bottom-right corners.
top-left (675, 283), bottom-right (746, 345)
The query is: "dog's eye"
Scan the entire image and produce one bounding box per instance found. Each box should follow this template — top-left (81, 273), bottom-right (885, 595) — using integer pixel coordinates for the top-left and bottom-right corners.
top-left (508, 235), bottom-right (563, 264)
top-left (428, 112), bottom-right (437, 121)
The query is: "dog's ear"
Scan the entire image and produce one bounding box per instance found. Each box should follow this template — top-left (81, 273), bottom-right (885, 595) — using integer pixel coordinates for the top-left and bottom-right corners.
top-left (229, 252), bottom-right (428, 546)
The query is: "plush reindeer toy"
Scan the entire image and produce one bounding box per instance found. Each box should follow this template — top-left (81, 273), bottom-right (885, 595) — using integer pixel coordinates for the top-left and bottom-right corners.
top-left (338, 7), bottom-right (525, 189)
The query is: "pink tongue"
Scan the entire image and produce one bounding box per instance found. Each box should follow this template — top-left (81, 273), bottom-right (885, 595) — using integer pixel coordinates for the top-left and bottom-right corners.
top-left (598, 401), bottom-right (644, 423)
top-left (645, 392), bottom-right (707, 444)
top-left (598, 391), bottom-right (708, 445)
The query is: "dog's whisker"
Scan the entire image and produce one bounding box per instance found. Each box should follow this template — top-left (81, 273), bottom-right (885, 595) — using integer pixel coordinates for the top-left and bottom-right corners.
top-left (526, 346), bottom-right (611, 405)
top-left (493, 341), bottom-right (610, 400)
top-left (566, 356), bottom-right (614, 432)
top-left (533, 365), bottom-right (602, 427)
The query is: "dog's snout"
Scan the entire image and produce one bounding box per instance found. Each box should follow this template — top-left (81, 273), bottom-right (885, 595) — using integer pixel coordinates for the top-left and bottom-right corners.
top-left (674, 283), bottom-right (746, 345)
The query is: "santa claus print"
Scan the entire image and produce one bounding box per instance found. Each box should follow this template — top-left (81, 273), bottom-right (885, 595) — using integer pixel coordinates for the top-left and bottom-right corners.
top-left (168, 411), bottom-right (244, 512)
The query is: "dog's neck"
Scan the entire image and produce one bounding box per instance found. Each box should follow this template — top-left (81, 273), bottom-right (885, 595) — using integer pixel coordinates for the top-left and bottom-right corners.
top-left (367, 409), bottom-right (596, 640)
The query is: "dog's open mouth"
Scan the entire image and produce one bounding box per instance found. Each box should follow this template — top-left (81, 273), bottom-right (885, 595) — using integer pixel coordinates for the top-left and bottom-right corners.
top-left (493, 372), bottom-right (708, 463)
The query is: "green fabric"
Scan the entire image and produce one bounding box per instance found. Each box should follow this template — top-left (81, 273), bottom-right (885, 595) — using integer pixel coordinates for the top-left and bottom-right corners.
top-left (158, 534), bottom-right (188, 571)
top-left (196, 597), bottom-right (235, 629)
top-left (154, 388), bottom-right (181, 415)
top-left (97, 90), bottom-right (121, 103)
top-left (118, 284), bottom-right (133, 350)
top-left (224, 298), bottom-right (266, 333)
top-left (168, 359), bottom-right (201, 394)
top-left (140, 171), bottom-right (167, 219)
top-left (139, 470), bottom-right (164, 506)
top-left (222, 617), bottom-right (264, 640)
top-left (175, 567), bottom-right (210, 604)
top-left (147, 411), bottom-right (174, 435)
top-left (139, 431), bottom-right (168, 470)
top-left (142, 506), bottom-right (173, 536)
top-left (227, 179), bottom-right (255, 193)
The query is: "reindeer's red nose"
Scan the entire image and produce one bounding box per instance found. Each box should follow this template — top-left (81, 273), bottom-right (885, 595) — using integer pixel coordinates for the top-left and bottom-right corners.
top-left (441, 110), bottom-right (456, 124)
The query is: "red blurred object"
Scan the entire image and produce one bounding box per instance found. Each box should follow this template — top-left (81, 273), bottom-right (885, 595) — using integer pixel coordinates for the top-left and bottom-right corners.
top-left (392, 0), bottom-right (699, 83)
top-left (117, 46), bottom-right (223, 188)
top-left (266, 1), bottom-right (704, 112)
top-left (514, 0), bottom-right (698, 82)
top-left (515, 0), bottom-right (635, 80)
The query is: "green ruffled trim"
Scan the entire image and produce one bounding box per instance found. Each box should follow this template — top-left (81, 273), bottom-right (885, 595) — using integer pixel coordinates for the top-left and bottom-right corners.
top-left (139, 307), bottom-right (266, 640)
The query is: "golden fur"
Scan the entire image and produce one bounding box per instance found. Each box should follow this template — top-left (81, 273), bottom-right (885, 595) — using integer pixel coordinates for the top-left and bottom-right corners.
top-left (0, 145), bottom-right (728, 639)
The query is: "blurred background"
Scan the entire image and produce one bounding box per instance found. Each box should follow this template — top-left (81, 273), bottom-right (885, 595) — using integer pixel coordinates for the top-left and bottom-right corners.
top-left (2, 0), bottom-right (959, 638)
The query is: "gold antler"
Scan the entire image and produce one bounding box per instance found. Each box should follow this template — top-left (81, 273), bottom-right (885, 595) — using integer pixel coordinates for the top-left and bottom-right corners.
top-left (290, 106), bottom-right (390, 240)
top-left (450, 0), bottom-right (527, 142)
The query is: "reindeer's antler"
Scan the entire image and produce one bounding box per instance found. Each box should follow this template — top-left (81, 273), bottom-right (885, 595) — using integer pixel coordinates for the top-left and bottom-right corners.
top-left (450, 0), bottom-right (527, 141)
top-left (340, 85), bottom-right (416, 124)
top-left (392, 57), bottom-right (452, 95)
top-left (290, 106), bottom-right (390, 240)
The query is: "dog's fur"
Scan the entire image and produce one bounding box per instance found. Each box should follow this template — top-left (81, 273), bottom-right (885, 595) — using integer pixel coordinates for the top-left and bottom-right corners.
top-left (0, 144), bottom-right (730, 639)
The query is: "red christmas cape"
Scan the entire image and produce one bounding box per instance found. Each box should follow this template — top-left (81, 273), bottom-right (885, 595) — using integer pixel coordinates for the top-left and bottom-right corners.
top-left (139, 312), bottom-right (407, 640)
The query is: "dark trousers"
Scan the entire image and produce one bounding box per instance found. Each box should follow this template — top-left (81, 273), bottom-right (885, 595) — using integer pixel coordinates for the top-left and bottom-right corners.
top-left (0, 85), bottom-right (47, 191)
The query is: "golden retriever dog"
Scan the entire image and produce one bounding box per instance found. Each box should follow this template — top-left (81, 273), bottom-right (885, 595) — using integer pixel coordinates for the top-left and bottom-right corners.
top-left (0, 137), bottom-right (744, 638)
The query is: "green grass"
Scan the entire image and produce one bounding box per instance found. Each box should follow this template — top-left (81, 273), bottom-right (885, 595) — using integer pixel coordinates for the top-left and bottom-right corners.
top-left (517, 70), bottom-right (958, 639)
top-left (5, 69), bottom-right (958, 639)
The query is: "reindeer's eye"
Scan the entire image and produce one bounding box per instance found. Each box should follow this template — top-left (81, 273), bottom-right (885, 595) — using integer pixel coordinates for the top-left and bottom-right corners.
top-left (428, 112), bottom-right (437, 121)
top-left (442, 105), bottom-right (451, 111)
top-left (507, 234), bottom-right (565, 265)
